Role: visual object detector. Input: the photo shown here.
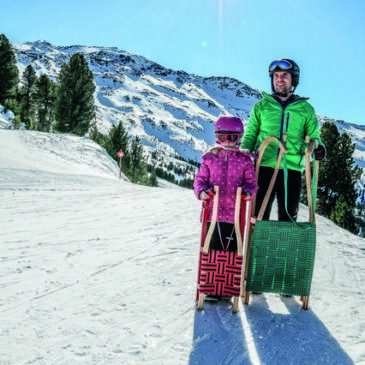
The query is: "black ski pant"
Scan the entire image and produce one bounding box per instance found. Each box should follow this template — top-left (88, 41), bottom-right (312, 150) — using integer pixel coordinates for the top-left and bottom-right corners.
top-left (255, 166), bottom-right (302, 222)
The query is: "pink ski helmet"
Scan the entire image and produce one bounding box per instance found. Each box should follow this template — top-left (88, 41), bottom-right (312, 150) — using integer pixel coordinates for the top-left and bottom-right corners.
top-left (214, 116), bottom-right (244, 149)
top-left (214, 116), bottom-right (244, 134)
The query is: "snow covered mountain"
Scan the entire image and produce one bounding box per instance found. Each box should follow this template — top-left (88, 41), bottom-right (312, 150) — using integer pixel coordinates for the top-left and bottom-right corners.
top-left (13, 40), bottom-right (261, 165)
top-left (11, 40), bottom-right (365, 171)
top-left (0, 128), bottom-right (363, 364)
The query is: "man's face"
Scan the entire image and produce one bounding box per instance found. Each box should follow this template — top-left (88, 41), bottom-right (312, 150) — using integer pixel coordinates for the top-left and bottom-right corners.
top-left (273, 71), bottom-right (292, 94)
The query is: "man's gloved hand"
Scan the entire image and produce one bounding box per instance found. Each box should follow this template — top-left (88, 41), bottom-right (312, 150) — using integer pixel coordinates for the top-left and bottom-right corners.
top-left (199, 189), bottom-right (215, 201)
top-left (314, 144), bottom-right (326, 161)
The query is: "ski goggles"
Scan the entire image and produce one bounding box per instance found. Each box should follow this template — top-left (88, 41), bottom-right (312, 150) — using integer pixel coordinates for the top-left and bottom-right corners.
top-left (269, 60), bottom-right (293, 72)
top-left (217, 133), bottom-right (240, 143)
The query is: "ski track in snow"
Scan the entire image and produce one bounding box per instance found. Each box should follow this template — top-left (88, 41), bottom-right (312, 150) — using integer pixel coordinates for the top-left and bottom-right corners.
top-left (0, 129), bottom-right (364, 365)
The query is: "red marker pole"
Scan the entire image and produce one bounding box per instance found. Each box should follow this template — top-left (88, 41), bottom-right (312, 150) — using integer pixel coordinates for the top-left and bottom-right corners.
top-left (117, 150), bottom-right (124, 179)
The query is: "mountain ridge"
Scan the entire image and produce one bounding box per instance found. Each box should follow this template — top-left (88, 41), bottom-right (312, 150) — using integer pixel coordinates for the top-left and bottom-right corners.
top-left (8, 40), bottom-right (365, 173)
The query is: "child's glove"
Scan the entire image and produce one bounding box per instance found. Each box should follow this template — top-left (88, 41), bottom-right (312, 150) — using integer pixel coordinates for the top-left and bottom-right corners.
top-left (199, 189), bottom-right (215, 201)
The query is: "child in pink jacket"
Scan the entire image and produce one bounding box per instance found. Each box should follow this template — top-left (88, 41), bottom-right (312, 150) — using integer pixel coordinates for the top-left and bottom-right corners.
top-left (194, 116), bottom-right (258, 253)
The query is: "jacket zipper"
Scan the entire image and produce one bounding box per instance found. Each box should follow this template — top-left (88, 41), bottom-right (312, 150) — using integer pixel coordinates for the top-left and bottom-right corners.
top-left (278, 105), bottom-right (293, 139)
top-left (279, 110), bottom-right (285, 140)
top-left (278, 107), bottom-right (290, 159)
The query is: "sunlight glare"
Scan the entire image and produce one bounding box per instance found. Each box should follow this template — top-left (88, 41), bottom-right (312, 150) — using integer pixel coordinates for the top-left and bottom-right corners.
top-left (241, 308), bottom-right (261, 365)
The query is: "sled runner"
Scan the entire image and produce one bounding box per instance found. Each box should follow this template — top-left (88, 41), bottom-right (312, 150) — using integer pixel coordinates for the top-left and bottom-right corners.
top-left (242, 136), bottom-right (319, 310)
top-left (196, 185), bottom-right (251, 313)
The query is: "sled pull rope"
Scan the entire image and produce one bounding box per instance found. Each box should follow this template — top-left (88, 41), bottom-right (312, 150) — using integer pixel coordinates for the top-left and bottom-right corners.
top-left (217, 224), bottom-right (235, 251)
top-left (283, 136), bottom-right (318, 225)
top-left (281, 136), bottom-right (318, 227)
top-left (216, 187), bottom-right (243, 252)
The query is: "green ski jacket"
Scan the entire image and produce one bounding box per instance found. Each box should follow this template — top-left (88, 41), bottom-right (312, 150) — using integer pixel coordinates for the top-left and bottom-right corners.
top-left (241, 91), bottom-right (322, 172)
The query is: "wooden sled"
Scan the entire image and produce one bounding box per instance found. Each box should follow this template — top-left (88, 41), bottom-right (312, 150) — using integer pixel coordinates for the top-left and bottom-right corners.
top-left (241, 135), bottom-right (319, 310)
top-left (196, 185), bottom-right (251, 313)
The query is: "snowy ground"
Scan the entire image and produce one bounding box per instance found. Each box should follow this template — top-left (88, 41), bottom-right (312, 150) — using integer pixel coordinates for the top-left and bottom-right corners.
top-left (0, 129), bottom-right (364, 365)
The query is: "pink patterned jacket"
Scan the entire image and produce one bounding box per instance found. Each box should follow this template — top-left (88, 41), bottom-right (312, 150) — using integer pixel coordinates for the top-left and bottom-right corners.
top-left (194, 147), bottom-right (258, 223)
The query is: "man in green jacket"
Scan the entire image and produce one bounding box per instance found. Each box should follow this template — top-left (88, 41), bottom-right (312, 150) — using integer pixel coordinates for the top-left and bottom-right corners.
top-left (241, 58), bottom-right (326, 221)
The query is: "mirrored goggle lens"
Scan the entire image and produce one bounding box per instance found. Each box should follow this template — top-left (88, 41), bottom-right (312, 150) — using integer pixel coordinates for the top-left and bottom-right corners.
top-left (217, 134), bottom-right (239, 143)
top-left (269, 60), bottom-right (292, 72)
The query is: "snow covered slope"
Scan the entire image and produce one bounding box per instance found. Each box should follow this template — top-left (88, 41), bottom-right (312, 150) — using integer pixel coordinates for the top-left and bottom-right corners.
top-left (0, 129), bottom-right (364, 365)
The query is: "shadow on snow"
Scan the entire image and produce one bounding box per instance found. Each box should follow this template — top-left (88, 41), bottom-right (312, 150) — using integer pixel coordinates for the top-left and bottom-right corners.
top-left (189, 295), bottom-right (354, 365)
top-left (189, 301), bottom-right (253, 365)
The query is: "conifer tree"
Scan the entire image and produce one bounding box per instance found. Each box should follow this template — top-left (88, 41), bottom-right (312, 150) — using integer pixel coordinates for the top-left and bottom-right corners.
top-left (54, 53), bottom-right (95, 135)
top-left (89, 118), bottom-right (107, 146)
top-left (0, 34), bottom-right (19, 111)
top-left (105, 120), bottom-right (131, 177)
top-left (18, 64), bottom-right (37, 129)
top-left (105, 121), bottom-right (130, 162)
top-left (149, 170), bottom-right (158, 187)
top-left (335, 132), bottom-right (361, 204)
top-left (317, 121), bottom-right (361, 233)
top-left (330, 195), bottom-right (357, 233)
top-left (33, 74), bottom-right (57, 132)
top-left (129, 136), bottom-right (149, 184)
top-left (317, 122), bottom-right (341, 217)
top-left (179, 177), bottom-right (194, 189)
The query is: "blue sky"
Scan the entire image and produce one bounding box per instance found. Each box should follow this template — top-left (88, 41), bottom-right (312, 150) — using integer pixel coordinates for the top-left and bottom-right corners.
top-left (2, 0), bottom-right (365, 126)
